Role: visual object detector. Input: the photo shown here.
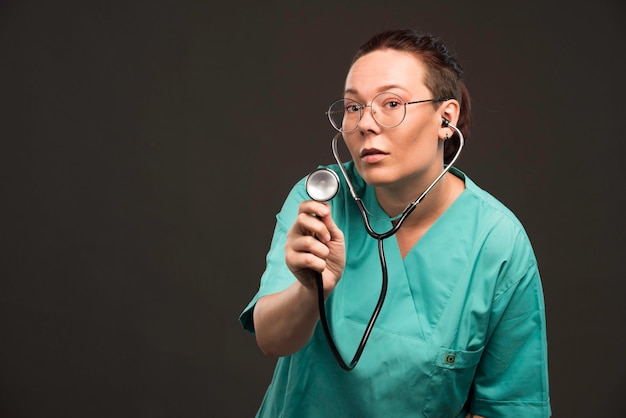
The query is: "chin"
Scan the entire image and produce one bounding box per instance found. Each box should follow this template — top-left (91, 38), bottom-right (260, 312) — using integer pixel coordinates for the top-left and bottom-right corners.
top-left (358, 171), bottom-right (397, 187)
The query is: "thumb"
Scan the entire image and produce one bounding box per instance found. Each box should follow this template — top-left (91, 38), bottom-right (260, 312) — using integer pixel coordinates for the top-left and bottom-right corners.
top-left (321, 208), bottom-right (344, 243)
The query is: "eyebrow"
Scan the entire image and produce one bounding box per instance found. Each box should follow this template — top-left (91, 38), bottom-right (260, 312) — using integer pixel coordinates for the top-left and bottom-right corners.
top-left (344, 84), bottom-right (406, 96)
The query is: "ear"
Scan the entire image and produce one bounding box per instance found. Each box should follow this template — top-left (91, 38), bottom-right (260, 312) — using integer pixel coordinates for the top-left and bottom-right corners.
top-left (439, 99), bottom-right (460, 140)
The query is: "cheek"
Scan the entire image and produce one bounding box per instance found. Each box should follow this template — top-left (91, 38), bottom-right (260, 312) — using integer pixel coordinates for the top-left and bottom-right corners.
top-left (342, 135), bottom-right (361, 160)
top-left (404, 122), bottom-right (440, 151)
top-left (396, 134), bottom-right (441, 166)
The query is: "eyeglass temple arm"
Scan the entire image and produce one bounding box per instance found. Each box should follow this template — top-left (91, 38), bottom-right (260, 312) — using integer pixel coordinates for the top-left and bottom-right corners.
top-left (405, 97), bottom-right (450, 106)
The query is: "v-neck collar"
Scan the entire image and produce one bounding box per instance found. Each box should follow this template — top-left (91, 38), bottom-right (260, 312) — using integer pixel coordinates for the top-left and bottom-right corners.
top-left (360, 167), bottom-right (468, 259)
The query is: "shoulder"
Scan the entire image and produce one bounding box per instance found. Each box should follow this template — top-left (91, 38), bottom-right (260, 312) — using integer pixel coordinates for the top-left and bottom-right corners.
top-left (456, 168), bottom-right (525, 229)
top-left (458, 168), bottom-right (533, 248)
top-left (454, 168), bottom-right (538, 290)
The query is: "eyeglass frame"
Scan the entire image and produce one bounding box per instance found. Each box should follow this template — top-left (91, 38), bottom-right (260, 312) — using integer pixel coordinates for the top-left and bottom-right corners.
top-left (326, 92), bottom-right (450, 133)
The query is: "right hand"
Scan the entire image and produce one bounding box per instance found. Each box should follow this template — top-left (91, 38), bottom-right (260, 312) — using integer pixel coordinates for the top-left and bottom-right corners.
top-left (285, 200), bottom-right (346, 298)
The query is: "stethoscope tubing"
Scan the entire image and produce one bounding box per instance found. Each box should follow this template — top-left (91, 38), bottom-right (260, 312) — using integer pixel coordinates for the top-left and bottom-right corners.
top-left (332, 122), bottom-right (465, 239)
top-left (317, 123), bottom-right (465, 370)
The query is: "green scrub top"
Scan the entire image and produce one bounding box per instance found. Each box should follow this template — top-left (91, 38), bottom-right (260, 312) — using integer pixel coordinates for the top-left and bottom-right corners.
top-left (240, 163), bottom-right (551, 418)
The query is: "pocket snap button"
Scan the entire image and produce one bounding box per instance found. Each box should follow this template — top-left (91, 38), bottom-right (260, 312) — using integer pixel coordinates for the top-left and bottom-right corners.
top-left (444, 354), bottom-right (456, 365)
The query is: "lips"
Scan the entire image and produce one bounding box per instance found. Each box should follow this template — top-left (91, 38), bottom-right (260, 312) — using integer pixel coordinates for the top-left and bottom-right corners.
top-left (360, 148), bottom-right (388, 163)
top-left (360, 148), bottom-right (386, 157)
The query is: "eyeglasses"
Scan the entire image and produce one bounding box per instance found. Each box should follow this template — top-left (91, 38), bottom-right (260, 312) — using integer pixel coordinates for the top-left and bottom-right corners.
top-left (326, 92), bottom-right (448, 133)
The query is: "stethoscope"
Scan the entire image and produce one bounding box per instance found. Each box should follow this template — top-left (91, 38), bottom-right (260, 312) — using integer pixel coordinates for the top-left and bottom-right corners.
top-left (304, 118), bottom-right (465, 371)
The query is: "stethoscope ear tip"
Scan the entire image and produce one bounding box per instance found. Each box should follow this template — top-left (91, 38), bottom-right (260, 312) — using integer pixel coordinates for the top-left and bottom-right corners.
top-left (306, 168), bottom-right (340, 202)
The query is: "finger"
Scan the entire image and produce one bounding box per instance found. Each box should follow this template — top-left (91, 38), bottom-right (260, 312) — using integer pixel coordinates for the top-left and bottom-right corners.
top-left (316, 208), bottom-right (343, 243)
top-left (298, 200), bottom-right (330, 218)
top-left (290, 235), bottom-right (330, 259)
top-left (285, 243), bottom-right (327, 273)
top-left (293, 212), bottom-right (331, 243)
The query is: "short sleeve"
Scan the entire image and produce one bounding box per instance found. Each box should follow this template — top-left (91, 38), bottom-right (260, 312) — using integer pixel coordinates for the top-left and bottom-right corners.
top-left (470, 260), bottom-right (551, 417)
top-left (238, 176), bottom-right (309, 333)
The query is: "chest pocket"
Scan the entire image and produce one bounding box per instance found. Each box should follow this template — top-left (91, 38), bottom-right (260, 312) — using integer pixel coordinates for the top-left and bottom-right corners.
top-left (423, 345), bottom-right (484, 418)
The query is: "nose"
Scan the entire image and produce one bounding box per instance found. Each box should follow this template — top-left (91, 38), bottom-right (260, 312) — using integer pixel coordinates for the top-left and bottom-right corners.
top-left (356, 104), bottom-right (379, 133)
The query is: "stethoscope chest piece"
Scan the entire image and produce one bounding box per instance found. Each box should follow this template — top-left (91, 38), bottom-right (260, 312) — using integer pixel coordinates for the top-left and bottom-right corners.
top-left (306, 168), bottom-right (340, 202)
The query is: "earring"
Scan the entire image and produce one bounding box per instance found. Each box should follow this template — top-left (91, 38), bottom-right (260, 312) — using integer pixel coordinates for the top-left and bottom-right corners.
top-left (444, 133), bottom-right (449, 141)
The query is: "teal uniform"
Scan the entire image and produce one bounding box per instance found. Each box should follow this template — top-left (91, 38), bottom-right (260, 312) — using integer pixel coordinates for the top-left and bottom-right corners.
top-left (240, 163), bottom-right (551, 417)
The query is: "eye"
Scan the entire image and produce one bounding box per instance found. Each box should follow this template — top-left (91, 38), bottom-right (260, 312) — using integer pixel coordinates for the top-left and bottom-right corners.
top-left (345, 104), bottom-right (362, 113)
top-left (383, 100), bottom-right (402, 110)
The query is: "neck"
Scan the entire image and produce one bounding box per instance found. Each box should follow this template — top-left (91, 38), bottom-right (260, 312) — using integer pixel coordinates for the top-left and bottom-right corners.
top-left (376, 170), bottom-right (462, 228)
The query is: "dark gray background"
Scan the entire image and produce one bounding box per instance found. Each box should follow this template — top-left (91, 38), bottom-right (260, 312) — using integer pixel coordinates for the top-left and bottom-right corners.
top-left (1, 0), bottom-right (624, 416)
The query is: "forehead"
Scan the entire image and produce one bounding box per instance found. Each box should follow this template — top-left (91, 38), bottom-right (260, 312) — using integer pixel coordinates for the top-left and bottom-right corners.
top-left (345, 49), bottom-right (427, 95)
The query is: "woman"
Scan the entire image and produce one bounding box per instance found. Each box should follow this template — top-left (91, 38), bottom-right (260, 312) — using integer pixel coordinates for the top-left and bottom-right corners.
top-left (240, 29), bottom-right (551, 417)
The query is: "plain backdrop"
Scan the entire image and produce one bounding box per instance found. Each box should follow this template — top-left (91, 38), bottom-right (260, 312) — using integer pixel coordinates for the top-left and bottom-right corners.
top-left (1, 0), bottom-right (625, 416)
